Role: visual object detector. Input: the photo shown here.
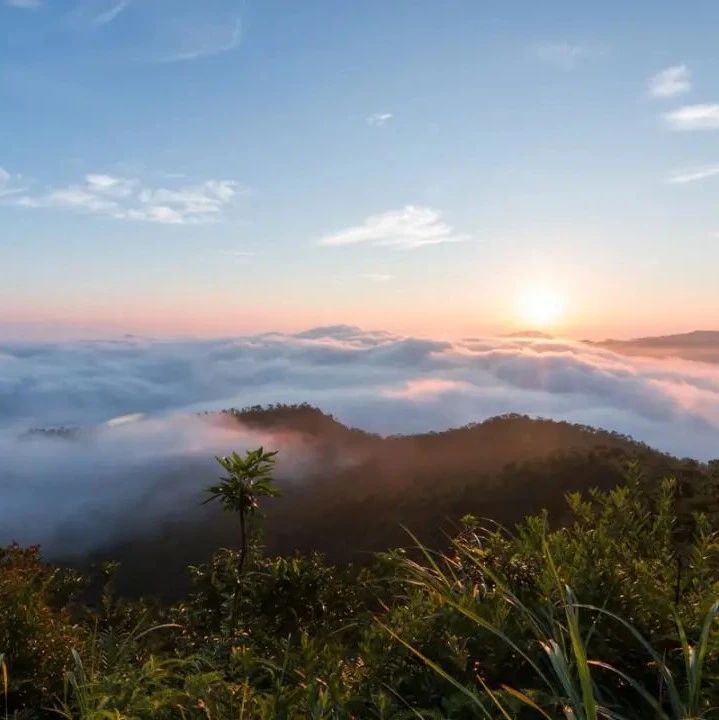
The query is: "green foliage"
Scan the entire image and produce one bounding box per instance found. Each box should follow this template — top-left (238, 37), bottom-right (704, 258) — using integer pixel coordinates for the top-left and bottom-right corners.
top-left (388, 471), bottom-right (719, 718)
top-left (1, 447), bottom-right (718, 718)
top-left (205, 448), bottom-right (281, 519)
top-left (204, 448), bottom-right (281, 633)
top-left (0, 544), bottom-right (85, 709)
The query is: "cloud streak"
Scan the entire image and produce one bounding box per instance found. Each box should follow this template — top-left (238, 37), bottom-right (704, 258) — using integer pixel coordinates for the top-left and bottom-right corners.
top-left (94, 0), bottom-right (129, 26)
top-left (367, 113), bottom-right (393, 127)
top-left (319, 206), bottom-right (468, 250)
top-left (667, 166), bottom-right (719, 184)
top-left (11, 172), bottom-right (240, 224)
top-left (664, 104), bottom-right (719, 131)
top-left (648, 65), bottom-right (691, 98)
top-left (159, 17), bottom-right (242, 63)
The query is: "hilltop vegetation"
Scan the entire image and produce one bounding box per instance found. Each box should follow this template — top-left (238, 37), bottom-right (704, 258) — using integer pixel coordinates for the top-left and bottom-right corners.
top-left (82, 405), bottom-right (719, 597)
top-left (4, 406), bottom-right (719, 717)
top-left (2, 453), bottom-right (718, 718)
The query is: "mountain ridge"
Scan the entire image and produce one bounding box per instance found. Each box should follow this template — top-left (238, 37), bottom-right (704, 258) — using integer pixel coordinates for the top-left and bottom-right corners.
top-left (590, 329), bottom-right (719, 363)
top-left (57, 404), bottom-right (718, 597)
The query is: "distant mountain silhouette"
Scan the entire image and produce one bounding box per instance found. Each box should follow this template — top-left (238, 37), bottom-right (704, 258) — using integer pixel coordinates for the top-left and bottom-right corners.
top-left (59, 404), bottom-right (716, 597)
top-left (593, 330), bottom-right (719, 363)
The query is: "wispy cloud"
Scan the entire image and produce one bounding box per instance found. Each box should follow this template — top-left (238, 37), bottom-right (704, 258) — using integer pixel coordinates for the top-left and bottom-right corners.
top-left (5, 0), bottom-right (42, 9)
top-left (664, 104), bottom-right (719, 131)
top-left (319, 206), bottom-right (469, 250)
top-left (94, 0), bottom-right (129, 26)
top-left (367, 113), bottom-right (393, 127)
top-left (535, 42), bottom-right (601, 70)
top-left (11, 172), bottom-right (241, 225)
top-left (667, 165), bottom-right (719, 184)
top-left (160, 17), bottom-right (242, 63)
top-left (86, 173), bottom-right (137, 196)
top-left (648, 65), bottom-right (691, 98)
top-left (0, 167), bottom-right (25, 198)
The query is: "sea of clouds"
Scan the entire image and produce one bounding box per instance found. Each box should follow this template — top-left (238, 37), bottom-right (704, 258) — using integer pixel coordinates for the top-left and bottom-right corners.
top-left (2, 325), bottom-right (719, 553)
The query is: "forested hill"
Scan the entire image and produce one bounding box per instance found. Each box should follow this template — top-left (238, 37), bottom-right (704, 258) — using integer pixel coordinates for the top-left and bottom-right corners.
top-left (80, 405), bottom-right (719, 597)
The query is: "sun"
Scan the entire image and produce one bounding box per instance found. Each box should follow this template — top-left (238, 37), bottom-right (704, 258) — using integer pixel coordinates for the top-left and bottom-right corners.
top-left (517, 286), bottom-right (566, 329)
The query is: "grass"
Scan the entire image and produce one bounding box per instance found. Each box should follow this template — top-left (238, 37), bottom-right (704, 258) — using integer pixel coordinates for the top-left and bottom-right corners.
top-left (393, 529), bottom-right (719, 719)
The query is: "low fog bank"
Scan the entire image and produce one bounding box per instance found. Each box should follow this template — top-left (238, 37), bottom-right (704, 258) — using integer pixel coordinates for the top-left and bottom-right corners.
top-left (0, 414), bottom-right (321, 556)
top-left (2, 325), bottom-right (719, 556)
top-left (2, 325), bottom-right (718, 453)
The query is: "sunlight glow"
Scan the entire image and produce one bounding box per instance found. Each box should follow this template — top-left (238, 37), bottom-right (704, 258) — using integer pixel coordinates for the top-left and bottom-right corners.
top-left (518, 287), bottom-right (566, 329)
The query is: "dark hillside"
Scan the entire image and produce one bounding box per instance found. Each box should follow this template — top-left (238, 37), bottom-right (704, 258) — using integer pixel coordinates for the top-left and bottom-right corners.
top-left (68, 405), bottom-right (717, 597)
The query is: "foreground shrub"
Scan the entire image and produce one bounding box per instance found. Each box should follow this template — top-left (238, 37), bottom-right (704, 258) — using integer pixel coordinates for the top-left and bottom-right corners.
top-left (0, 544), bottom-right (85, 709)
top-left (389, 471), bottom-right (719, 717)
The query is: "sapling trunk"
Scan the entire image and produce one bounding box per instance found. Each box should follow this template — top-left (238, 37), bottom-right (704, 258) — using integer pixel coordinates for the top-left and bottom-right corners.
top-left (230, 507), bottom-right (248, 633)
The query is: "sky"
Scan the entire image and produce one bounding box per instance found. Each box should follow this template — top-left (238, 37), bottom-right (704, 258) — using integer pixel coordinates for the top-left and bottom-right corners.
top-left (2, 0), bottom-right (719, 340)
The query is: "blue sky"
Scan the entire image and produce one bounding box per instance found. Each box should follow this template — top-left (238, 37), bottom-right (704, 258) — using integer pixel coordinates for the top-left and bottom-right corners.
top-left (2, 0), bottom-right (719, 339)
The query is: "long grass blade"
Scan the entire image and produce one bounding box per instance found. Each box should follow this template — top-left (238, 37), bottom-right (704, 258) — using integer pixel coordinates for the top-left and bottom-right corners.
top-left (500, 685), bottom-right (553, 720)
top-left (573, 604), bottom-right (684, 719)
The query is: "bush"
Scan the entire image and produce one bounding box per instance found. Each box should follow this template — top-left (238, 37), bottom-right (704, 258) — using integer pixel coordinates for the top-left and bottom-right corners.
top-left (0, 544), bottom-right (85, 709)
